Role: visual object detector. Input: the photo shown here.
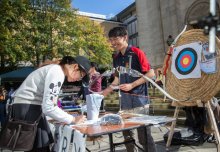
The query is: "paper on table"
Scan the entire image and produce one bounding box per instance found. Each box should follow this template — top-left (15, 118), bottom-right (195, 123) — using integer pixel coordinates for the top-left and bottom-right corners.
top-left (70, 118), bottom-right (101, 127)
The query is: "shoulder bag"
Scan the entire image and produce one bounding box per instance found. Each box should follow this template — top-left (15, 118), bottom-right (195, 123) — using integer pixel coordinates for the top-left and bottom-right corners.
top-left (0, 108), bottom-right (42, 151)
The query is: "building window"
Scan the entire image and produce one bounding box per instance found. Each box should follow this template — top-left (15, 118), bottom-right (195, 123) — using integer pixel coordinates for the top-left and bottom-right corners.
top-left (127, 19), bottom-right (138, 47)
top-left (131, 22), bottom-right (135, 35)
top-left (132, 38), bottom-right (137, 47)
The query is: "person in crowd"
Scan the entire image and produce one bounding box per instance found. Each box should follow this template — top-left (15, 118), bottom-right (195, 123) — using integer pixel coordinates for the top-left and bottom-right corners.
top-left (155, 70), bottom-right (163, 87)
top-left (8, 87), bottom-right (15, 104)
top-left (0, 86), bottom-right (7, 128)
top-left (166, 35), bottom-right (174, 46)
top-left (77, 76), bottom-right (90, 101)
top-left (88, 62), bottom-right (102, 93)
top-left (88, 62), bottom-right (105, 112)
top-left (78, 62), bottom-right (104, 110)
top-left (12, 56), bottom-right (90, 152)
top-left (4, 86), bottom-right (15, 117)
top-left (102, 26), bottom-right (156, 152)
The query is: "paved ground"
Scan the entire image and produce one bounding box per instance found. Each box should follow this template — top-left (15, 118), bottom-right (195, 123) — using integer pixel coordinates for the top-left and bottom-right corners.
top-left (85, 126), bottom-right (217, 152)
top-left (0, 125), bottom-right (217, 152)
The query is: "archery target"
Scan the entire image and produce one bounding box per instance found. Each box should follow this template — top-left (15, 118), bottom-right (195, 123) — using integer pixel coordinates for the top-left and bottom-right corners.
top-left (165, 29), bottom-right (220, 105)
top-left (175, 48), bottom-right (197, 75)
top-left (171, 42), bottom-right (202, 79)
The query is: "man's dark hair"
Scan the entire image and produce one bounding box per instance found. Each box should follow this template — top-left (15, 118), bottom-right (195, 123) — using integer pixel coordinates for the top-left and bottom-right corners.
top-left (108, 26), bottom-right (128, 38)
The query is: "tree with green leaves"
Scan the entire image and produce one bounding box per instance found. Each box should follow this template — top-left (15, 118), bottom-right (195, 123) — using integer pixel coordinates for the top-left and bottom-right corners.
top-left (0, 0), bottom-right (113, 69)
top-left (0, 0), bottom-right (30, 67)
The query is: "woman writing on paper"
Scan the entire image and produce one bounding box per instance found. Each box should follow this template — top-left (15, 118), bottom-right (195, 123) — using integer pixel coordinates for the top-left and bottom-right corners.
top-left (11, 56), bottom-right (91, 152)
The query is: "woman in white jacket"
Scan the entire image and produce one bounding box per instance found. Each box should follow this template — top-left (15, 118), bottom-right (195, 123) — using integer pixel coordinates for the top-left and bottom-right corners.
top-left (12, 56), bottom-right (91, 152)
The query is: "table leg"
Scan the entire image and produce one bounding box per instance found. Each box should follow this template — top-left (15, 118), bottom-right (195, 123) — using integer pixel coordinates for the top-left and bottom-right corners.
top-left (108, 133), bottom-right (115, 152)
top-left (86, 147), bottom-right (91, 152)
top-left (144, 127), bottom-right (148, 152)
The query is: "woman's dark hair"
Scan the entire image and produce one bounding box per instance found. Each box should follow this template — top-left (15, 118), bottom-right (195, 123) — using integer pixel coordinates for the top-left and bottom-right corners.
top-left (108, 26), bottom-right (128, 38)
top-left (91, 62), bottom-right (98, 71)
top-left (59, 56), bottom-right (77, 65)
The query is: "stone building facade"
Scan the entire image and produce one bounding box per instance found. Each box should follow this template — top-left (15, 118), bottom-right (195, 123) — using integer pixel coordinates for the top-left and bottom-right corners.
top-left (136, 0), bottom-right (196, 68)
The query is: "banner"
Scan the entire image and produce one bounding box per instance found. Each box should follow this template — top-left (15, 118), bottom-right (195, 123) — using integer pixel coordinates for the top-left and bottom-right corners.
top-left (71, 130), bottom-right (87, 152)
top-left (58, 125), bottom-right (73, 152)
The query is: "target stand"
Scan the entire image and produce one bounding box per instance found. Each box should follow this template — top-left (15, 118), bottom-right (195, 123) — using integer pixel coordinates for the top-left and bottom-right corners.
top-left (166, 101), bottom-right (220, 152)
top-left (163, 29), bottom-right (220, 151)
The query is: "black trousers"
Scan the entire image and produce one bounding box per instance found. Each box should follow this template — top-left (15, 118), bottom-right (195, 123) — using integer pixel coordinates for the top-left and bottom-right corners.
top-left (0, 102), bottom-right (6, 128)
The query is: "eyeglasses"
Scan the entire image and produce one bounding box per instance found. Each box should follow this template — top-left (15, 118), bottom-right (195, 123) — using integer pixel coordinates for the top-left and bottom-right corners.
top-left (79, 70), bottom-right (86, 80)
top-left (108, 37), bottom-right (123, 42)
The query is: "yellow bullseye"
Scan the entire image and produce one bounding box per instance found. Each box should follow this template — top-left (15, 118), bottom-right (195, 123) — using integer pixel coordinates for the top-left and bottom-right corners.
top-left (183, 58), bottom-right (189, 65)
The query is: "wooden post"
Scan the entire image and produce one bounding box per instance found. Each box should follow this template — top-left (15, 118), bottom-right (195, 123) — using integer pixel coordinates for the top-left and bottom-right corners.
top-left (166, 106), bottom-right (180, 148)
top-left (206, 101), bottom-right (220, 152)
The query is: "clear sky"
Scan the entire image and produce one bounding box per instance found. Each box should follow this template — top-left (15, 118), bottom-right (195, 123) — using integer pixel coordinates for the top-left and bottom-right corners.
top-left (72, 0), bottom-right (135, 18)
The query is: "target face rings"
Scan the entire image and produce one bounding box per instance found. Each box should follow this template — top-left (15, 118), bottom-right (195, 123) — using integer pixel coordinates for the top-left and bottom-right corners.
top-left (175, 48), bottom-right (197, 75)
